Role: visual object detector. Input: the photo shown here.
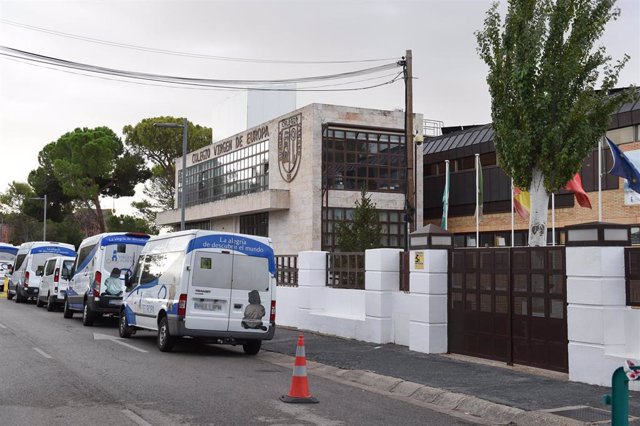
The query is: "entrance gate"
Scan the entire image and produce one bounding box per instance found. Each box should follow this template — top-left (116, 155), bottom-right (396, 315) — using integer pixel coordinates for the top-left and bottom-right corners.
top-left (448, 247), bottom-right (567, 372)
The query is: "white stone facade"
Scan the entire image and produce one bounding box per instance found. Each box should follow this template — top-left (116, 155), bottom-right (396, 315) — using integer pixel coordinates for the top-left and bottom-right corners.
top-left (156, 103), bottom-right (424, 255)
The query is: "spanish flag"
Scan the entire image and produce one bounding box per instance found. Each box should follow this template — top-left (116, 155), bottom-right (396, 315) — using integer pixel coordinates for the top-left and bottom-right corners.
top-left (513, 187), bottom-right (530, 219)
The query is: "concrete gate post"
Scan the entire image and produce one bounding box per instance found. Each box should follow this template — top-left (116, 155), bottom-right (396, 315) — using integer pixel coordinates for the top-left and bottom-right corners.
top-left (407, 225), bottom-right (452, 354)
top-left (565, 222), bottom-right (631, 386)
top-left (296, 251), bottom-right (328, 331)
top-left (363, 248), bottom-right (402, 344)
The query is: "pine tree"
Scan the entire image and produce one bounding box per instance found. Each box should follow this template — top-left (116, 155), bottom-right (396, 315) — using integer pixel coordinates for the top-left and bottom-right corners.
top-left (335, 188), bottom-right (383, 252)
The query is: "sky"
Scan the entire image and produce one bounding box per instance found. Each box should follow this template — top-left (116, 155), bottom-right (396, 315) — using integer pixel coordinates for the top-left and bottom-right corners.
top-left (0, 0), bottom-right (638, 216)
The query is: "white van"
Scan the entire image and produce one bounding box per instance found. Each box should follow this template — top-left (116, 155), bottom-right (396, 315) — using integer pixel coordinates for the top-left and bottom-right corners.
top-left (118, 230), bottom-right (276, 354)
top-left (9, 241), bottom-right (76, 303)
top-left (0, 243), bottom-right (18, 292)
top-left (64, 232), bottom-right (150, 325)
top-left (37, 255), bottom-right (76, 311)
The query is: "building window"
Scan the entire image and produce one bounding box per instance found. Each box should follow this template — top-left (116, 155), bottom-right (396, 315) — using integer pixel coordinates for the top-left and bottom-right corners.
top-left (321, 207), bottom-right (405, 251)
top-left (178, 140), bottom-right (269, 208)
top-left (184, 221), bottom-right (211, 231)
top-left (322, 127), bottom-right (405, 192)
top-left (240, 213), bottom-right (269, 237)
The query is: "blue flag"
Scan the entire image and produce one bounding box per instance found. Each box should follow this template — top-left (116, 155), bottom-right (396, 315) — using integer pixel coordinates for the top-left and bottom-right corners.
top-left (607, 137), bottom-right (640, 194)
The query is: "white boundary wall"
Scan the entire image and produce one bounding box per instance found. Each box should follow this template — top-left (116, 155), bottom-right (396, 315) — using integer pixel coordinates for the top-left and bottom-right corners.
top-left (276, 248), bottom-right (447, 350)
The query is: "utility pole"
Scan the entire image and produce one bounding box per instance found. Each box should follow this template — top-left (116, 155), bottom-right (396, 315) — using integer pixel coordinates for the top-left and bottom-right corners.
top-left (402, 49), bottom-right (415, 250)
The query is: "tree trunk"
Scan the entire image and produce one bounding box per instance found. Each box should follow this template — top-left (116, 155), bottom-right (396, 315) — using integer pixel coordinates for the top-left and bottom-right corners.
top-left (528, 168), bottom-right (549, 246)
top-left (93, 196), bottom-right (106, 233)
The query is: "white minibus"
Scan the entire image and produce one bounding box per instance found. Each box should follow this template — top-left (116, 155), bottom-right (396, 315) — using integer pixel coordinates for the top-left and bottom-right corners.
top-left (119, 230), bottom-right (276, 354)
top-left (9, 242), bottom-right (76, 303)
top-left (64, 232), bottom-right (150, 325)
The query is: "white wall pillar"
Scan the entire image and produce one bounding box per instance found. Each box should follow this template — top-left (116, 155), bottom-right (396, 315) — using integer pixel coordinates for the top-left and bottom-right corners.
top-left (564, 221), bottom-right (633, 387)
top-left (296, 251), bottom-right (328, 330)
top-left (409, 249), bottom-right (448, 353)
top-left (361, 248), bottom-right (402, 344)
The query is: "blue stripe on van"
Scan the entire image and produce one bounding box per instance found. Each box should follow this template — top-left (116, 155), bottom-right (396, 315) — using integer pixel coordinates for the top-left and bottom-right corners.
top-left (186, 234), bottom-right (275, 274)
top-left (0, 247), bottom-right (18, 255)
top-left (101, 234), bottom-right (150, 247)
top-left (31, 246), bottom-right (76, 257)
top-left (125, 304), bottom-right (137, 326)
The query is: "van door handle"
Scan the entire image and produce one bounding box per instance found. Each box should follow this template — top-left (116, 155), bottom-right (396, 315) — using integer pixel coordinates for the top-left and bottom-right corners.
top-left (234, 304), bottom-right (242, 309)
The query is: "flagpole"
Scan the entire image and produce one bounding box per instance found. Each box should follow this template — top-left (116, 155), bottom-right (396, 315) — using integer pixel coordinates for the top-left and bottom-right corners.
top-left (511, 178), bottom-right (515, 248)
top-left (551, 192), bottom-right (555, 246)
top-left (443, 160), bottom-right (450, 230)
top-left (598, 135), bottom-right (603, 222)
top-left (475, 153), bottom-right (479, 248)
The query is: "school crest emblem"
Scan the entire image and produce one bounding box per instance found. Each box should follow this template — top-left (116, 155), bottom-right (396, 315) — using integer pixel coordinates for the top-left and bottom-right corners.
top-left (278, 114), bottom-right (302, 182)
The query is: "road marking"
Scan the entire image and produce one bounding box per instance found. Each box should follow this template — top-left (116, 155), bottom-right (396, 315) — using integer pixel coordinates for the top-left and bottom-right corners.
top-left (93, 332), bottom-right (148, 353)
top-left (121, 409), bottom-right (152, 426)
top-left (0, 322), bottom-right (7, 329)
top-left (33, 347), bottom-right (53, 359)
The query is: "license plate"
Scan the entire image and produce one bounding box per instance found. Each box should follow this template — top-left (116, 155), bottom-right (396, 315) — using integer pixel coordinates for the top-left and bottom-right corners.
top-left (194, 301), bottom-right (222, 311)
top-left (109, 300), bottom-right (122, 306)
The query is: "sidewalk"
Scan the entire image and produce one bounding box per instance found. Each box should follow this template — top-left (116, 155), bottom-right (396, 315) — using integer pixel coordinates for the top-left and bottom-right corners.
top-left (264, 327), bottom-right (640, 425)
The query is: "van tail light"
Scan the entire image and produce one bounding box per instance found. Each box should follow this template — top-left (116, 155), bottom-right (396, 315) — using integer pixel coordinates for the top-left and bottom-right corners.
top-left (54, 268), bottom-right (60, 283)
top-left (24, 271), bottom-right (30, 287)
top-left (92, 271), bottom-right (102, 297)
top-left (178, 294), bottom-right (188, 317)
top-left (270, 300), bottom-right (276, 323)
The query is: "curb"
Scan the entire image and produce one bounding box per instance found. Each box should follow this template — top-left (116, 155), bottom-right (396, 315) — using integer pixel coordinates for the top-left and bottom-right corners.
top-left (260, 350), bottom-right (586, 425)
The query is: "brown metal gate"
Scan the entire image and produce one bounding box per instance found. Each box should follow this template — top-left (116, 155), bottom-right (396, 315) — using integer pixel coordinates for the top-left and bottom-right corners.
top-left (448, 247), bottom-right (567, 373)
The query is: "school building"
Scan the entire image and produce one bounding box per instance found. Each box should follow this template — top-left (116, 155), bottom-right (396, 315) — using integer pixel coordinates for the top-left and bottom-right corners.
top-left (155, 103), bottom-right (424, 255)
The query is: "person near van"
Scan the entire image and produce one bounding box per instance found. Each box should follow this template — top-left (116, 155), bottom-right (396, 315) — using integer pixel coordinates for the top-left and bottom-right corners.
top-left (242, 290), bottom-right (267, 331)
top-left (102, 268), bottom-right (123, 296)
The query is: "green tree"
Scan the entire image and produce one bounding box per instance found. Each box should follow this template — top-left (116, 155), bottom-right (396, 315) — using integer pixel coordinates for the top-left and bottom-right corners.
top-left (335, 188), bottom-right (383, 252)
top-left (122, 117), bottom-right (212, 210)
top-left (476, 0), bottom-right (634, 246)
top-left (0, 182), bottom-right (39, 244)
top-left (45, 127), bottom-right (151, 234)
top-left (106, 214), bottom-right (154, 234)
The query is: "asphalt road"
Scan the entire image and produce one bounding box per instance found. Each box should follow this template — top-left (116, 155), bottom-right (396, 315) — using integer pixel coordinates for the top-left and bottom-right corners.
top-left (0, 298), bottom-right (472, 425)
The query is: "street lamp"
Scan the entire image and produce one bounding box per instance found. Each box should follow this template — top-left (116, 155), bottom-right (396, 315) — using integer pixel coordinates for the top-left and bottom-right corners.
top-left (154, 118), bottom-right (188, 231)
top-left (29, 194), bottom-right (47, 240)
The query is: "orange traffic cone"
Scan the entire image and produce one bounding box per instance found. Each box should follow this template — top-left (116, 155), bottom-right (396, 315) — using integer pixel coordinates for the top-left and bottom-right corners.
top-left (280, 334), bottom-right (319, 403)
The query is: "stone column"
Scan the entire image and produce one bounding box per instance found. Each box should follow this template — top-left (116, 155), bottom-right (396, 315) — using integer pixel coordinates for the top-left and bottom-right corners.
top-left (362, 248), bottom-right (402, 344)
top-left (296, 251), bottom-right (328, 331)
top-left (565, 222), bottom-right (630, 386)
top-left (406, 224), bottom-right (452, 354)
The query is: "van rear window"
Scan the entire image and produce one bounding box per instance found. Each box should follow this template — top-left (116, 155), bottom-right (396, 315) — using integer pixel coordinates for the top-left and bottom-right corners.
top-left (14, 254), bottom-right (26, 271)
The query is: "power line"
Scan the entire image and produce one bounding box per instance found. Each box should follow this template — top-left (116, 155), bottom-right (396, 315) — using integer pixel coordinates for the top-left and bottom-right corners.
top-left (1, 51), bottom-right (404, 92)
top-left (0, 18), bottom-right (400, 65)
top-left (0, 46), bottom-right (402, 88)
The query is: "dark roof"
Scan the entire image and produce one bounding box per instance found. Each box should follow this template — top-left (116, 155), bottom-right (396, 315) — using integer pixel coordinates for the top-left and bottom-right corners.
top-left (422, 123), bottom-right (494, 162)
top-left (423, 89), bottom-right (640, 161)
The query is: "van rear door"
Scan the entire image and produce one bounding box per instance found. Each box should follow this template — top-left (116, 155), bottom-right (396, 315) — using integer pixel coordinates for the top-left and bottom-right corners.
top-left (227, 253), bottom-right (273, 334)
top-left (184, 250), bottom-right (233, 332)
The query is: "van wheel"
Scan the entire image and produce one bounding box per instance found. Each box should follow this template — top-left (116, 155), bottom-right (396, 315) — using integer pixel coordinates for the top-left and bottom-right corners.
top-left (119, 310), bottom-right (133, 338)
top-left (36, 296), bottom-right (44, 308)
top-left (82, 302), bottom-right (94, 326)
top-left (15, 291), bottom-right (24, 303)
top-left (63, 298), bottom-right (73, 318)
top-left (46, 294), bottom-right (55, 312)
top-left (157, 316), bottom-right (175, 352)
top-left (7, 291), bottom-right (13, 301)
top-left (243, 340), bottom-right (261, 355)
